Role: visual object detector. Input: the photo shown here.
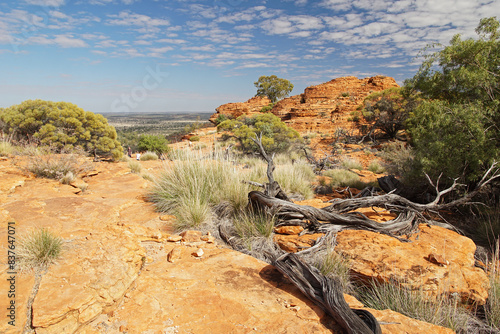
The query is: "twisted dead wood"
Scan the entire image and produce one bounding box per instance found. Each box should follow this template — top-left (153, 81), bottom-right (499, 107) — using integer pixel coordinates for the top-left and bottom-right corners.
top-left (273, 253), bottom-right (381, 334)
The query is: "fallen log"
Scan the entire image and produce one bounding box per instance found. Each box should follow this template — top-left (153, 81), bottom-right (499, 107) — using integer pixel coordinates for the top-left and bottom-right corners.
top-left (248, 190), bottom-right (418, 236)
top-left (273, 253), bottom-right (381, 334)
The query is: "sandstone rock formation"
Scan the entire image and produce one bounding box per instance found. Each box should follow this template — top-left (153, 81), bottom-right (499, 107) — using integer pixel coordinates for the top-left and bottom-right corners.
top-left (210, 76), bottom-right (399, 135)
top-left (208, 96), bottom-right (271, 124)
top-left (272, 199), bottom-right (490, 306)
top-left (0, 156), bottom-right (463, 333)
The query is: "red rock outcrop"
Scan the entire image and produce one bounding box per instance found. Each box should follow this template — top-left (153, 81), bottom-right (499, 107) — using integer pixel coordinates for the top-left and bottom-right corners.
top-left (0, 156), bottom-right (456, 334)
top-left (210, 76), bottom-right (399, 134)
top-left (209, 95), bottom-right (271, 124)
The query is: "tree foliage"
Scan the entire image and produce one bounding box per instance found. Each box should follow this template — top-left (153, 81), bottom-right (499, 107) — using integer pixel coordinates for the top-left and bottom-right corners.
top-left (360, 87), bottom-right (415, 139)
top-left (0, 100), bottom-right (123, 159)
top-left (217, 113), bottom-right (301, 154)
top-left (254, 75), bottom-right (294, 103)
top-left (137, 134), bottom-right (170, 156)
top-left (404, 17), bottom-right (500, 183)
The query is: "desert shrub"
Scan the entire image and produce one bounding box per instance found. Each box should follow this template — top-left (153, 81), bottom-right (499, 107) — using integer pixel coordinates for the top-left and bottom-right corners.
top-left (18, 228), bottom-right (63, 271)
top-left (341, 157), bottom-right (363, 170)
top-left (406, 100), bottom-right (495, 183)
top-left (368, 160), bottom-right (385, 174)
top-left (347, 111), bottom-right (361, 122)
top-left (260, 102), bottom-right (276, 113)
top-left (128, 160), bottom-right (142, 173)
top-left (324, 169), bottom-right (366, 189)
top-left (217, 113), bottom-right (301, 154)
top-left (0, 100), bottom-right (123, 159)
top-left (379, 142), bottom-right (420, 183)
top-left (341, 92), bottom-right (350, 97)
top-left (360, 87), bottom-right (413, 139)
top-left (215, 114), bottom-right (228, 125)
top-left (358, 281), bottom-right (470, 332)
top-left (404, 17), bottom-right (500, 184)
top-left (138, 134), bottom-right (170, 156)
top-left (25, 152), bottom-right (93, 181)
top-left (189, 136), bottom-right (200, 142)
top-left (140, 151), bottom-right (159, 161)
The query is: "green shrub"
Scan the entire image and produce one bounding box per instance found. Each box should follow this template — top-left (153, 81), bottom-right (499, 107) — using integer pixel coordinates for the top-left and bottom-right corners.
top-left (18, 228), bottom-right (63, 271)
top-left (341, 92), bottom-right (350, 97)
top-left (0, 100), bottom-right (123, 159)
top-left (140, 151), bottom-right (159, 161)
top-left (215, 114), bottom-right (228, 125)
top-left (189, 136), bottom-right (200, 142)
top-left (260, 102), bottom-right (277, 113)
top-left (217, 113), bottom-right (301, 154)
top-left (138, 134), bottom-right (170, 156)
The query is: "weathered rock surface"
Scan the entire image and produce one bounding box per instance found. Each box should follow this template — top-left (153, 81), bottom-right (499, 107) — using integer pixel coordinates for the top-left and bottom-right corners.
top-left (0, 156), bottom-right (462, 333)
top-left (273, 198), bottom-right (490, 306)
top-left (209, 95), bottom-right (271, 124)
top-left (335, 224), bottom-right (490, 305)
top-left (210, 76), bottom-right (399, 135)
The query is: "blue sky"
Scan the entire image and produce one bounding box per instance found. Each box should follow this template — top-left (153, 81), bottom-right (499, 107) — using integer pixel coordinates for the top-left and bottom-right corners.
top-left (0, 0), bottom-right (498, 113)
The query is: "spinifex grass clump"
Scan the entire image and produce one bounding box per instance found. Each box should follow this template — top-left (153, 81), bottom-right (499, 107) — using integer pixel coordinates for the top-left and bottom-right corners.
top-left (312, 249), bottom-right (353, 293)
top-left (233, 209), bottom-right (276, 240)
top-left (150, 150), bottom-right (250, 230)
top-left (18, 228), bottom-right (63, 271)
top-left (0, 140), bottom-right (14, 156)
top-left (323, 168), bottom-right (366, 189)
top-left (128, 159), bottom-right (142, 173)
top-left (358, 280), bottom-right (470, 332)
top-left (140, 151), bottom-right (159, 161)
top-left (25, 149), bottom-right (93, 182)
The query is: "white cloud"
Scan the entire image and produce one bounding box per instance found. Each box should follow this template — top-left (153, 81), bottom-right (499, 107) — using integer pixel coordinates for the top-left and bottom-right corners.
top-left (54, 34), bottom-right (88, 47)
top-left (108, 11), bottom-right (169, 27)
top-left (24, 0), bottom-right (65, 6)
top-left (261, 15), bottom-right (324, 36)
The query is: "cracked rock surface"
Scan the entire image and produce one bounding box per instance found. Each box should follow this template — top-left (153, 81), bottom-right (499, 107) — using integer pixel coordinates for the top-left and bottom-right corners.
top-left (0, 157), bottom-right (454, 333)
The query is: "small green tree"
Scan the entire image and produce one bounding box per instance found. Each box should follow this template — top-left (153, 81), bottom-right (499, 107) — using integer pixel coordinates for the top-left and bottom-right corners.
top-left (217, 113), bottom-right (300, 154)
top-left (0, 100), bottom-right (123, 160)
top-left (404, 17), bottom-right (500, 183)
top-left (254, 75), bottom-right (294, 103)
top-left (360, 87), bottom-right (415, 139)
top-left (137, 134), bottom-right (170, 156)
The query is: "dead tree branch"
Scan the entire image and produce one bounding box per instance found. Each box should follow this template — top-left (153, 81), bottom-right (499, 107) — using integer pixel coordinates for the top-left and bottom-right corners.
top-left (274, 253), bottom-right (381, 334)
